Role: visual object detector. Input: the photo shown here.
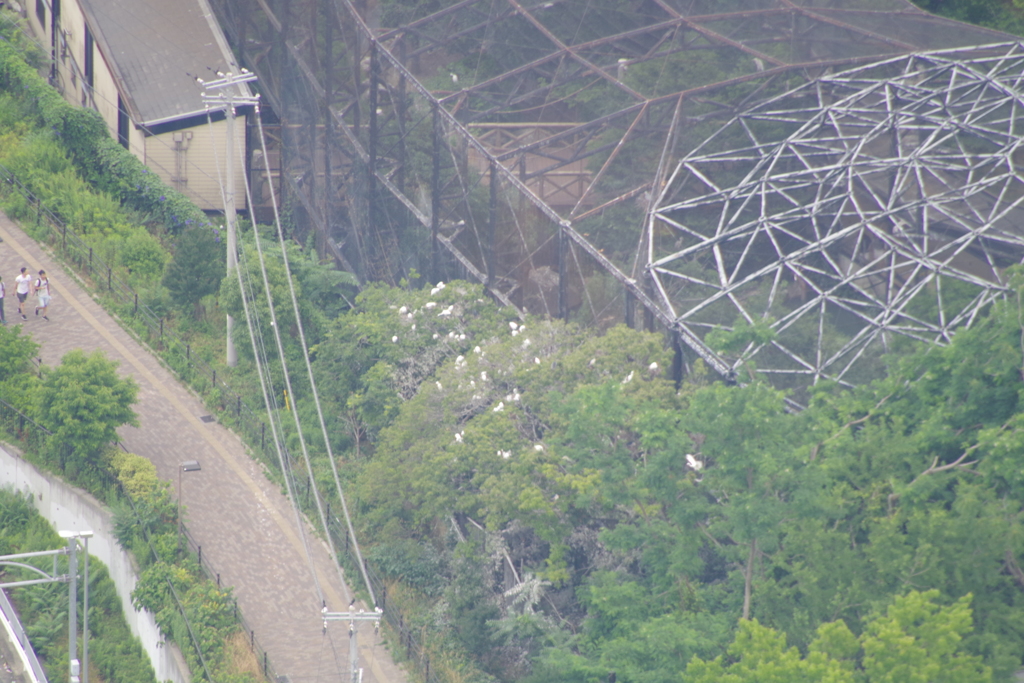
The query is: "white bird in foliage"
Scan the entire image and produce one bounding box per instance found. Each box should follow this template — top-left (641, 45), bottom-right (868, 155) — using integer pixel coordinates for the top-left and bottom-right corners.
top-left (686, 454), bottom-right (704, 471)
top-left (436, 381), bottom-right (443, 391)
top-left (454, 432), bottom-right (463, 443)
top-left (534, 357), bottom-right (541, 364)
top-left (450, 72), bottom-right (459, 84)
top-left (534, 444), bottom-right (544, 452)
top-left (510, 321), bottom-right (519, 331)
top-left (399, 306), bottom-right (408, 314)
top-left (438, 305), bottom-right (453, 317)
top-left (425, 302), bottom-right (437, 309)
top-left (392, 335), bottom-right (399, 343)
top-left (622, 370), bottom-right (634, 384)
top-left (493, 401), bottom-right (505, 413)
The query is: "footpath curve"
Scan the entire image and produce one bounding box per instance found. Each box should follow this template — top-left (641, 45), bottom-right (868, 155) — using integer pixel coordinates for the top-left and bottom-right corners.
top-left (0, 210), bottom-right (406, 683)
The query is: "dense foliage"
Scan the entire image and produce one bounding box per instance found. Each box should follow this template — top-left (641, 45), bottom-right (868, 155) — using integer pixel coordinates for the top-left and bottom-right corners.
top-left (0, 318), bottom-right (254, 683)
top-left (0, 488), bottom-right (155, 683)
top-left (278, 276), bottom-right (1024, 683)
top-left (5, 3), bottom-right (1024, 683)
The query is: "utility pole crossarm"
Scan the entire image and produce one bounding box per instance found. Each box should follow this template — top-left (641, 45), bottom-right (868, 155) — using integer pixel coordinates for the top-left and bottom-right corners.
top-left (321, 606), bottom-right (383, 631)
top-left (321, 606), bottom-right (383, 683)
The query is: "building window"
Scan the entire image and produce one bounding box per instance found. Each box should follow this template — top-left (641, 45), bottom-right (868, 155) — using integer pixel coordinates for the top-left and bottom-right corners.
top-left (35, 0), bottom-right (45, 27)
top-left (117, 94), bottom-right (130, 150)
top-left (84, 25), bottom-right (94, 88)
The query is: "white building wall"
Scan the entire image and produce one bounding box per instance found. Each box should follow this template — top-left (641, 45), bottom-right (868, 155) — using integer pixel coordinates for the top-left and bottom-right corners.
top-left (145, 117), bottom-right (246, 212)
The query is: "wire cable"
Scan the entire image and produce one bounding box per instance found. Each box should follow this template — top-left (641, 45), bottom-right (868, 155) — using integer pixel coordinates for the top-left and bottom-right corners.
top-left (251, 105), bottom-right (376, 608)
top-left (204, 105), bottom-right (328, 610)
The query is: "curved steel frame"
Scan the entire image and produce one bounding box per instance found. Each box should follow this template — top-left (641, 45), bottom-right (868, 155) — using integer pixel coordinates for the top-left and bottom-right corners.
top-left (650, 42), bottom-right (1024, 395)
top-left (207, 0), bottom-right (1019, 390)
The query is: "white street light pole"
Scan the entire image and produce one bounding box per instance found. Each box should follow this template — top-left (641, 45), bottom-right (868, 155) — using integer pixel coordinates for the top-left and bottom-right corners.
top-left (200, 70), bottom-right (259, 368)
top-left (58, 530), bottom-right (93, 683)
top-left (178, 460), bottom-right (202, 550)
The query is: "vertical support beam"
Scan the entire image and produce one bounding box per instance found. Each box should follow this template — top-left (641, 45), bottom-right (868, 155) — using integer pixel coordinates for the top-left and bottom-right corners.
top-left (558, 226), bottom-right (568, 321)
top-left (275, 0), bottom-right (289, 218)
top-left (351, 17), bottom-right (362, 138)
top-left (396, 39), bottom-right (408, 195)
top-left (671, 330), bottom-right (684, 388)
top-left (68, 537), bottom-right (78, 682)
top-left (367, 40), bottom-right (379, 278)
top-left (625, 289), bottom-right (635, 328)
top-left (349, 625), bottom-right (359, 683)
top-left (82, 537), bottom-right (89, 683)
top-left (431, 103), bottom-right (442, 282)
top-left (643, 275), bottom-right (655, 332)
top-left (225, 102), bottom-right (239, 367)
top-left (323, 0), bottom-right (334, 244)
top-left (488, 160), bottom-right (498, 286)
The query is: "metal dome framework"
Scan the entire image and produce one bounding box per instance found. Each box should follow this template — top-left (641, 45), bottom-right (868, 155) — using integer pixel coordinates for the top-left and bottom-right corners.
top-left (649, 42), bottom-right (1024, 395)
top-left (207, 0), bottom-right (1022, 392)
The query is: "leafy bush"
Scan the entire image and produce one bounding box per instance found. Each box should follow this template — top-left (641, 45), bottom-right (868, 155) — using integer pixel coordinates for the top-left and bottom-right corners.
top-left (0, 488), bottom-right (157, 683)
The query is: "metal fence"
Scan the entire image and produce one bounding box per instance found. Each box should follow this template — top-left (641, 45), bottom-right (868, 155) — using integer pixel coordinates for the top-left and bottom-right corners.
top-left (0, 163), bottom-right (291, 477)
top-left (0, 162), bottom-right (452, 683)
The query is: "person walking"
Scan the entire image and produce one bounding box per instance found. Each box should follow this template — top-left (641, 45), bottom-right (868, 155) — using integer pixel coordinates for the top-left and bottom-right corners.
top-left (0, 275), bottom-right (6, 324)
top-left (33, 270), bottom-right (51, 321)
top-left (14, 267), bottom-right (31, 320)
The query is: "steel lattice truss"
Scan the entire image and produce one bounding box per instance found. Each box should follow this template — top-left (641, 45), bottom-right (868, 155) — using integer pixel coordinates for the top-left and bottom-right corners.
top-left (650, 42), bottom-right (1024, 396)
top-left (207, 0), bottom-right (1023, 391)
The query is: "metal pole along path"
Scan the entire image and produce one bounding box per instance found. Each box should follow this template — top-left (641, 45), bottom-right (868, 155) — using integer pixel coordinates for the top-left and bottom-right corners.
top-left (200, 70), bottom-right (259, 368)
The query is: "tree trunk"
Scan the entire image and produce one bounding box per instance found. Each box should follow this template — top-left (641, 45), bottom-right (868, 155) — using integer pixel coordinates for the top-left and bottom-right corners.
top-left (742, 538), bottom-right (757, 620)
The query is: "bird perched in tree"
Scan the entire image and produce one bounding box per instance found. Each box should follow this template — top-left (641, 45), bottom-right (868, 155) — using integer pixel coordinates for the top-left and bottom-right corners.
top-left (450, 72), bottom-right (459, 85)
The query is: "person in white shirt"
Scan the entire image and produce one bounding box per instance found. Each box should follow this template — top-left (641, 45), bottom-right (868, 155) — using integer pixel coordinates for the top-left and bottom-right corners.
top-left (14, 267), bottom-right (31, 320)
top-left (33, 270), bottom-right (51, 321)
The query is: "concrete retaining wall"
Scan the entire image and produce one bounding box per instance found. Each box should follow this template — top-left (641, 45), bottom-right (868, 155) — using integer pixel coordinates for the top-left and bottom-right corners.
top-left (0, 446), bottom-right (190, 683)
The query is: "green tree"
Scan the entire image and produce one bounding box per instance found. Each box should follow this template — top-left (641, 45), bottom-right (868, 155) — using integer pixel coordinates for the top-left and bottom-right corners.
top-left (163, 225), bottom-right (225, 316)
top-left (37, 349), bottom-right (138, 484)
top-left (686, 590), bottom-right (990, 683)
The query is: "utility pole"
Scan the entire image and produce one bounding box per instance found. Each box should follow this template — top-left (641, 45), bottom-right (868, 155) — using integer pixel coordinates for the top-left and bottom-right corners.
top-left (58, 530), bottom-right (93, 683)
top-left (200, 70), bottom-right (259, 368)
top-left (322, 605), bottom-right (383, 683)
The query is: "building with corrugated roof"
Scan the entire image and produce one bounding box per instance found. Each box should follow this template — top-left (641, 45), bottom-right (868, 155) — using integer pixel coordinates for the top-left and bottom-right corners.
top-left (27, 0), bottom-right (250, 211)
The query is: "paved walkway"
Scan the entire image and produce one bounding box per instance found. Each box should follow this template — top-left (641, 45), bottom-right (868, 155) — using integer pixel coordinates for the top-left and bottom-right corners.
top-left (0, 212), bottom-right (406, 683)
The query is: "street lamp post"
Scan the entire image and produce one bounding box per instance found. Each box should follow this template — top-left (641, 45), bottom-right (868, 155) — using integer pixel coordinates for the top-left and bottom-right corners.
top-left (178, 460), bottom-right (202, 551)
top-left (59, 530), bottom-right (93, 683)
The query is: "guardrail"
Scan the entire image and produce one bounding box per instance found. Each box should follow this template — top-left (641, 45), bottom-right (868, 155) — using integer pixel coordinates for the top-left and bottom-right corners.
top-left (0, 586), bottom-right (49, 683)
